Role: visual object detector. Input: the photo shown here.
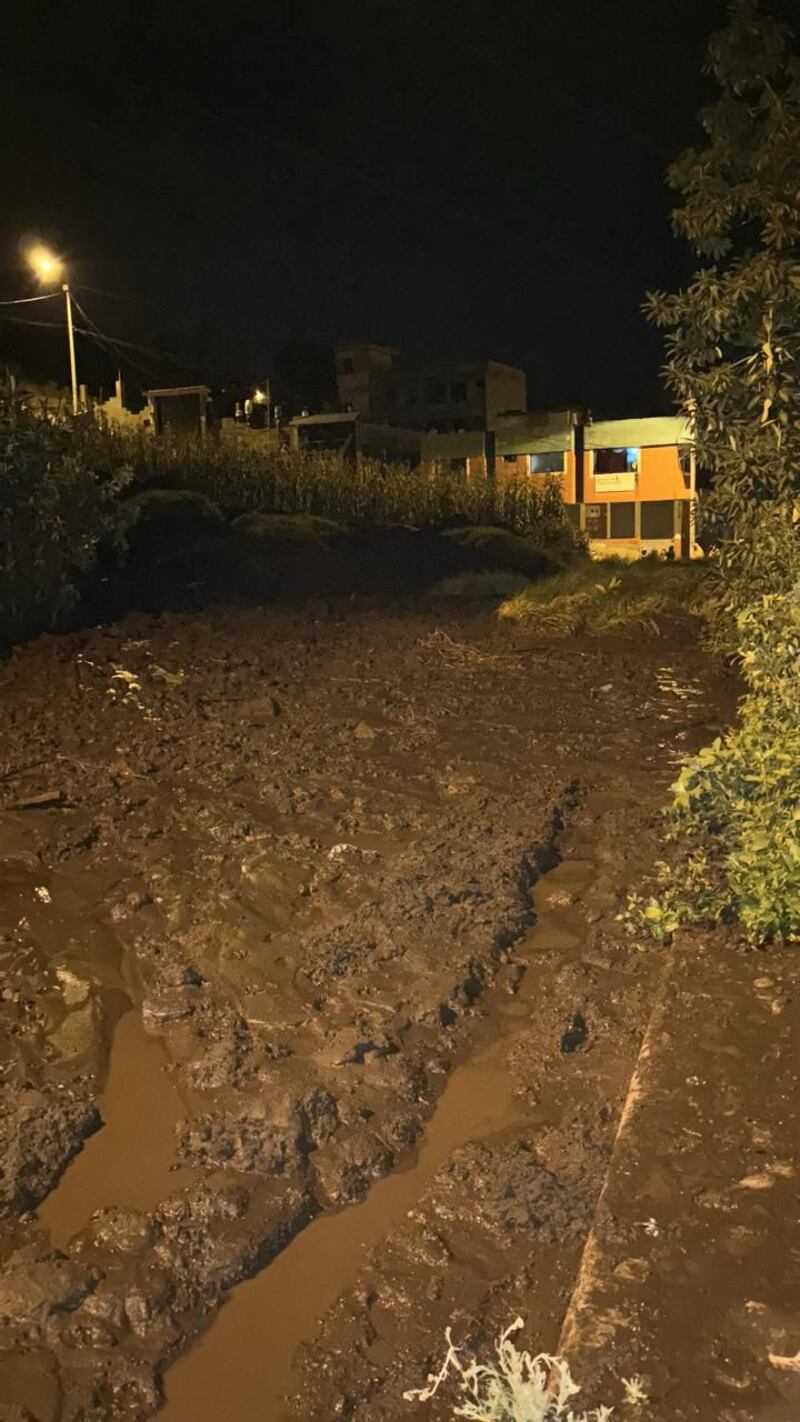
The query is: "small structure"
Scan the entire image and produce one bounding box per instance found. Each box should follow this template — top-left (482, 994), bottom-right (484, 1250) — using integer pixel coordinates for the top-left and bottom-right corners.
top-left (144, 386), bottom-right (212, 439)
top-left (288, 411), bottom-right (421, 465)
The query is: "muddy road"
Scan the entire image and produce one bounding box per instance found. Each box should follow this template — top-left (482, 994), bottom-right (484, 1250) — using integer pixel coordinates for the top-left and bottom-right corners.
top-left (0, 601), bottom-right (730, 1420)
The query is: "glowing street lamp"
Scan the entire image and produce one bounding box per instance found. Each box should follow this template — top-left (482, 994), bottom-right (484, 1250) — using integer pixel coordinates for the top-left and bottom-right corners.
top-left (26, 244), bottom-right (79, 416)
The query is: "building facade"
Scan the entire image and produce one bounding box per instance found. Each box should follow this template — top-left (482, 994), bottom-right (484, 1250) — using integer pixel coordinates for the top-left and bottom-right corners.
top-left (422, 413), bottom-right (697, 558)
top-left (334, 343), bottom-right (527, 431)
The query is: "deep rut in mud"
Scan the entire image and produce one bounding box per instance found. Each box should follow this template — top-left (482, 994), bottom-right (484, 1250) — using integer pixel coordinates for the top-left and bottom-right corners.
top-left (0, 604), bottom-right (729, 1421)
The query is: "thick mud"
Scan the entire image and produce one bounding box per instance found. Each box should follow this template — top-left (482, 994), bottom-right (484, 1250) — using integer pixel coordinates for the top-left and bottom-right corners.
top-left (0, 602), bottom-right (730, 1421)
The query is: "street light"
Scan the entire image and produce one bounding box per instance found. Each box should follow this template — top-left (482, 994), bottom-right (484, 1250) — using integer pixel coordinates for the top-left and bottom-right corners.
top-left (26, 244), bottom-right (79, 416)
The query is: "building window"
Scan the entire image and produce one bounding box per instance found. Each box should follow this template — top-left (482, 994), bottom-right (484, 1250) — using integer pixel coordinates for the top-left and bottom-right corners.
top-left (584, 504), bottom-right (607, 538)
top-left (641, 500), bottom-right (676, 540)
top-left (339, 357), bottom-right (354, 375)
top-left (609, 501), bottom-right (636, 538)
top-left (449, 381), bottom-right (467, 404)
top-left (531, 451), bottom-right (564, 474)
top-left (594, 446), bottom-right (639, 473)
top-left (425, 379), bottom-right (447, 404)
top-left (503, 453), bottom-right (518, 464)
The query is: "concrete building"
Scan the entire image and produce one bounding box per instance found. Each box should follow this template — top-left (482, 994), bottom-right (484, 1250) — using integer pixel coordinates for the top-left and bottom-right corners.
top-left (334, 343), bottom-right (527, 431)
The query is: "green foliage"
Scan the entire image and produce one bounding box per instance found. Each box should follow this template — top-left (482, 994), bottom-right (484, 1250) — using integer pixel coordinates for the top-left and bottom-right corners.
top-left (499, 557), bottom-right (707, 637)
top-left (433, 570), bottom-right (532, 599)
top-left (645, 0), bottom-right (800, 646)
top-left (0, 376), bottom-right (131, 643)
top-left (628, 584), bottom-right (800, 944)
top-left (231, 511), bottom-right (346, 543)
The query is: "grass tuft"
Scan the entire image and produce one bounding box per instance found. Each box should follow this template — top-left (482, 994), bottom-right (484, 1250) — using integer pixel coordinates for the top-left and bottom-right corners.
top-left (499, 557), bottom-right (708, 636)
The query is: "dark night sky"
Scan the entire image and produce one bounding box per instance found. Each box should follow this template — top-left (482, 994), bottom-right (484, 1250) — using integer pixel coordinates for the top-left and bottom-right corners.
top-left (0, 0), bottom-right (749, 415)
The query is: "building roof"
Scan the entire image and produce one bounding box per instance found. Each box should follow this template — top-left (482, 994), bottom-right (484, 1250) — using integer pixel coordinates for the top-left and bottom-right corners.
top-left (144, 385), bottom-right (211, 398)
top-left (585, 415), bottom-right (691, 448)
top-left (289, 410), bottom-right (358, 426)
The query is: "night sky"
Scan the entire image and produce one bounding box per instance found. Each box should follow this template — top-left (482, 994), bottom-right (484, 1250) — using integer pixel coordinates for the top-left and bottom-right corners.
top-left (0, 0), bottom-right (755, 415)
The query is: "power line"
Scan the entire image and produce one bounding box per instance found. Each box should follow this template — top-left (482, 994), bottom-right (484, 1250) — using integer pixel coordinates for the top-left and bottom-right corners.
top-left (69, 295), bottom-right (161, 383)
top-left (0, 292), bottom-right (61, 307)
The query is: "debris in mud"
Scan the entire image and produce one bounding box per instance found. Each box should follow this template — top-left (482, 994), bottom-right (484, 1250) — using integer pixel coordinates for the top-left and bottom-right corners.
top-left (10, 790), bottom-right (68, 811)
top-left (561, 1011), bottom-right (588, 1053)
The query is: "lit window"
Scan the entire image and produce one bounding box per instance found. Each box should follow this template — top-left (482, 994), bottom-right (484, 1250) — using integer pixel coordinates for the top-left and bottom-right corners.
top-left (594, 447), bottom-right (639, 474)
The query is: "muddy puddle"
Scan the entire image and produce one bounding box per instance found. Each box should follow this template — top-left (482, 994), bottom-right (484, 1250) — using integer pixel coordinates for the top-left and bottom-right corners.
top-left (38, 1010), bottom-right (196, 1250)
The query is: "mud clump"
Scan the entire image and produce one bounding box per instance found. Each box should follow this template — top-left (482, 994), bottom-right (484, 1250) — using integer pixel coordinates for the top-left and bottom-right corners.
top-left (0, 1086), bottom-right (100, 1218)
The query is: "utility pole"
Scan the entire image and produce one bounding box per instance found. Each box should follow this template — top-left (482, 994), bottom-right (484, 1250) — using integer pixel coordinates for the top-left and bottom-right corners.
top-left (63, 282), bottom-right (79, 416)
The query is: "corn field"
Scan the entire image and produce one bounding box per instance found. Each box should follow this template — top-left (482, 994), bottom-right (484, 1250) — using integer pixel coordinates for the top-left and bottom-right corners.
top-left (108, 433), bottom-right (570, 538)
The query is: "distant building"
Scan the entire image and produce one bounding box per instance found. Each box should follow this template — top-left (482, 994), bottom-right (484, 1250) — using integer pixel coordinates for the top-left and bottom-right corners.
top-left (422, 412), bottom-right (698, 559)
top-left (287, 410), bottom-right (421, 465)
top-left (334, 343), bottom-right (527, 431)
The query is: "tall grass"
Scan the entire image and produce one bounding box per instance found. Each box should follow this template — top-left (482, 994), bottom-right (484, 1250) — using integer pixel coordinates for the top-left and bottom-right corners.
top-left (499, 557), bottom-right (708, 636)
top-left (91, 429), bottom-right (576, 538)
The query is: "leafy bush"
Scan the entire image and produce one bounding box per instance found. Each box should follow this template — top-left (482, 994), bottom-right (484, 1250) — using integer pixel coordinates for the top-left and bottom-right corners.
top-left (403, 1319), bottom-right (614, 1421)
top-left (231, 511), bottom-right (346, 544)
top-left (499, 558), bottom-right (707, 637)
top-left (700, 500), bottom-right (800, 655)
top-left (645, 4), bottom-right (800, 652)
top-left (121, 488), bottom-right (224, 536)
top-left (628, 582), bottom-right (800, 944)
top-left (442, 526), bottom-right (568, 577)
top-left (0, 381), bottom-right (131, 643)
top-left (433, 570), bottom-right (532, 599)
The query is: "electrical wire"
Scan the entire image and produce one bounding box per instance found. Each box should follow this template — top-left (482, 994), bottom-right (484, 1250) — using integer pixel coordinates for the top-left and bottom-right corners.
top-left (0, 292), bottom-right (62, 306)
top-left (0, 307), bottom-right (182, 389)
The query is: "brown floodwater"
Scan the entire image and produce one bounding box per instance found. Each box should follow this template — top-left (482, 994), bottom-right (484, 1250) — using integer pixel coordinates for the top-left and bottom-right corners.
top-left (38, 1009), bottom-right (196, 1249)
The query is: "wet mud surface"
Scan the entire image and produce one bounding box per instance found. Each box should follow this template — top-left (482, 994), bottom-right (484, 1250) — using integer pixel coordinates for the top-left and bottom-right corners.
top-left (0, 601), bottom-right (731, 1420)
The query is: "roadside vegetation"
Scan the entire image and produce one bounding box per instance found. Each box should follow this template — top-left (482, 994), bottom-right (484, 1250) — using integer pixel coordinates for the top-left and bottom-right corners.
top-left (499, 557), bottom-right (708, 636)
top-left (628, 0), bottom-right (800, 947)
top-left (0, 375), bottom-right (131, 646)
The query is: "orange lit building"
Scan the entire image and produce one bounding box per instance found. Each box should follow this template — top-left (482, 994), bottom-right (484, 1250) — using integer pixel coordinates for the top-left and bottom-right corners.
top-left (421, 412), bottom-right (697, 558)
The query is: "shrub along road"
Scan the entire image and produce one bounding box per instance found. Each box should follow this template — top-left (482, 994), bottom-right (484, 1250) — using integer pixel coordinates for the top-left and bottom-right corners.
top-left (0, 599), bottom-right (738, 1420)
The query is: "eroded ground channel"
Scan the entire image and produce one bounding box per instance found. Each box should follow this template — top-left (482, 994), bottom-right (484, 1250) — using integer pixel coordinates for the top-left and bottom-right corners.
top-left (0, 603), bottom-right (728, 1421)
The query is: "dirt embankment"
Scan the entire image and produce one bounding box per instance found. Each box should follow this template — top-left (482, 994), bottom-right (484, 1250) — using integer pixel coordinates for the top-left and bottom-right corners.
top-left (0, 603), bottom-right (729, 1421)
